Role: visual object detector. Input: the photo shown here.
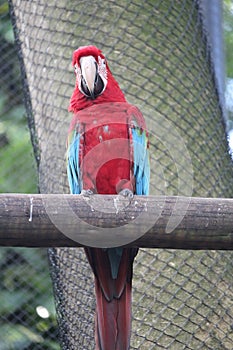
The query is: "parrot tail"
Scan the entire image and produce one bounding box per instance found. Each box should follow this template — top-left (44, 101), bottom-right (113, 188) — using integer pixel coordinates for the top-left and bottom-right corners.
top-left (84, 247), bottom-right (138, 350)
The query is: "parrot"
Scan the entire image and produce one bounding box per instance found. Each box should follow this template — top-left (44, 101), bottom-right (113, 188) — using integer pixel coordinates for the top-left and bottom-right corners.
top-left (67, 45), bottom-right (150, 350)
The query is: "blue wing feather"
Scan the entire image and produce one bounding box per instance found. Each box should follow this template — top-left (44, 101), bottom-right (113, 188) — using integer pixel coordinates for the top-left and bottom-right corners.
top-left (67, 131), bottom-right (82, 194)
top-left (132, 128), bottom-right (150, 195)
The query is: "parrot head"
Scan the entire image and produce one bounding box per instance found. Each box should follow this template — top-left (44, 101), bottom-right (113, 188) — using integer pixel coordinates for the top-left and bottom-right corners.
top-left (72, 46), bottom-right (108, 100)
top-left (69, 45), bottom-right (126, 112)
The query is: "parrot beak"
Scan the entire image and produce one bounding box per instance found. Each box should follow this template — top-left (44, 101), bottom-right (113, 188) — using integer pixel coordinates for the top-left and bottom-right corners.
top-left (80, 56), bottom-right (97, 99)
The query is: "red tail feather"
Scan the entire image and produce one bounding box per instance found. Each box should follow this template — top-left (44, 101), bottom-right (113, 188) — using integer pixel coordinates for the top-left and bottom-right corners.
top-left (95, 278), bottom-right (132, 350)
top-left (85, 248), bottom-right (137, 350)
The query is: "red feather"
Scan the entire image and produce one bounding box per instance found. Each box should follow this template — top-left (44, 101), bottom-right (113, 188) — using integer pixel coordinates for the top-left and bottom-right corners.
top-left (68, 103), bottom-right (146, 195)
top-left (85, 247), bottom-right (138, 350)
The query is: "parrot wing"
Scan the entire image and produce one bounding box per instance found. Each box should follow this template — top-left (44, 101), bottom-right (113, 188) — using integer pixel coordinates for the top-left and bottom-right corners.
top-left (67, 129), bottom-right (82, 194)
top-left (131, 121), bottom-right (150, 196)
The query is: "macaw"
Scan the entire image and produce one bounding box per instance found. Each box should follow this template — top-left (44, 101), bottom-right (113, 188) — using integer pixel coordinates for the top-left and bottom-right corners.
top-left (67, 45), bottom-right (150, 350)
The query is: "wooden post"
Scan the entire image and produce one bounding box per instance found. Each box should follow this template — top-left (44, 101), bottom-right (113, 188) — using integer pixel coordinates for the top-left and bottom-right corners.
top-left (0, 193), bottom-right (232, 249)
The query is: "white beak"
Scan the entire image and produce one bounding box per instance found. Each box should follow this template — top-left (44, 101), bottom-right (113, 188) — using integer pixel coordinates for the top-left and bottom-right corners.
top-left (80, 56), bottom-right (97, 97)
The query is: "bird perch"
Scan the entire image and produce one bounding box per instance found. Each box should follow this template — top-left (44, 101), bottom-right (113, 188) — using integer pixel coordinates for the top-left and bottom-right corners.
top-left (0, 193), bottom-right (232, 249)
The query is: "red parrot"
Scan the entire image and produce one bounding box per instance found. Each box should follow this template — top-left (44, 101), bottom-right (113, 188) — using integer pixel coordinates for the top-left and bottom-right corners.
top-left (67, 45), bottom-right (150, 350)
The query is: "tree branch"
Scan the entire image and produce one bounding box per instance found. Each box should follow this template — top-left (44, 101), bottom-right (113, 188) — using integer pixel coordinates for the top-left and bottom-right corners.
top-left (0, 194), bottom-right (232, 249)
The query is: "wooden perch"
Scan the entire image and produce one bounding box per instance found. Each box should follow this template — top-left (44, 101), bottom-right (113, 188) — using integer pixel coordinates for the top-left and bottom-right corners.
top-left (0, 193), bottom-right (232, 249)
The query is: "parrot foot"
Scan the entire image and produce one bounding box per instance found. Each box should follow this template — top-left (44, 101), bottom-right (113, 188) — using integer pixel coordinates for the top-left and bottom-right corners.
top-left (118, 188), bottom-right (134, 199)
top-left (114, 189), bottom-right (134, 214)
top-left (81, 189), bottom-right (94, 197)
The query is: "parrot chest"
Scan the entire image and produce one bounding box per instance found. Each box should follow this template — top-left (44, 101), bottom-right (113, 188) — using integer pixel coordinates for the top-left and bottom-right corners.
top-left (79, 119), bottom-right (134, 194)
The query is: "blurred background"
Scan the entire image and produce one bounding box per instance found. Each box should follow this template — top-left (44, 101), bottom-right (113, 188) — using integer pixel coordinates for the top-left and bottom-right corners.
top-left (0, 2), bottom-right (59, 348)
top-left (0, 0), bottom-right (233, 349)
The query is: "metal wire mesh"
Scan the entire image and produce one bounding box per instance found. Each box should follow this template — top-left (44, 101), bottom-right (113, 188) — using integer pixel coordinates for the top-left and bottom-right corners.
top-left (0, 4), bottom-right (58, 349)
top-left (0, 248), bottom-right (59, 349)
top-left (4, 0), bottom-right (233, 349)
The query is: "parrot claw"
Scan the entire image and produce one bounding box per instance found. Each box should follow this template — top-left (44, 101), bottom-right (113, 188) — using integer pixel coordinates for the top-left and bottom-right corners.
top-left (118, 189), bottom-right (134, 199)
top-left (114, 189), bottom-right (133, 214)
top-left (81, 189), bottom-right (94, 197)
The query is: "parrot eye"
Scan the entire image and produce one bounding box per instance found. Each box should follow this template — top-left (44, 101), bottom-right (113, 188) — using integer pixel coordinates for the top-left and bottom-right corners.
top-left (74, 64), bottom-right (79, 74)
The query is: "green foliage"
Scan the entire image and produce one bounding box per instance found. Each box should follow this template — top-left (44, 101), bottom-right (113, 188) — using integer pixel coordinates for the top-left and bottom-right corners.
top-left (0, 114), bottom-right (37, 193)
top-left (0, 4), bottom-right (59, 349)
top-left (0, 1), bottom-right (37, 194)
top-left (0, 248), bottom-right (59, 350)
top-left (0, 2), bottom-right (11, 37)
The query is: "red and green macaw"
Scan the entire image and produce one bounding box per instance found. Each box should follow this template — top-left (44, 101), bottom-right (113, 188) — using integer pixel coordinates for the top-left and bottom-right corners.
top-left (67, 45), bottom-right (150, 350)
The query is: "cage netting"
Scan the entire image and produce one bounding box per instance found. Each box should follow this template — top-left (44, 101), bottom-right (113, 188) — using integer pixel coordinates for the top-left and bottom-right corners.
top-left (8, 0), bottom-right (233, 349)
top-left (0, 4), bottom-right (58, 350)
